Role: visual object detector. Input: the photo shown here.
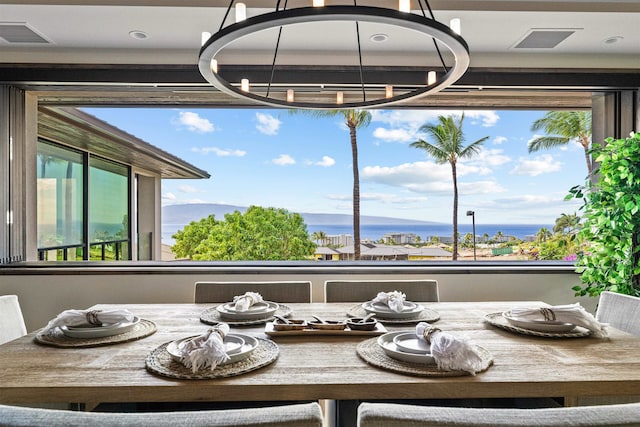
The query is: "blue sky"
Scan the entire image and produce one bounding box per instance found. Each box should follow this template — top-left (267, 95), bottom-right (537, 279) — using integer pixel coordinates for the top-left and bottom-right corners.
top-left (84, 107), bottom-right (586, 224)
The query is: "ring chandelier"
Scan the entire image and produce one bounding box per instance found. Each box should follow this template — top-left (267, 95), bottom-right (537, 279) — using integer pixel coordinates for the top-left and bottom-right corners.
top-left (198, 1), bottom-right (470, 109)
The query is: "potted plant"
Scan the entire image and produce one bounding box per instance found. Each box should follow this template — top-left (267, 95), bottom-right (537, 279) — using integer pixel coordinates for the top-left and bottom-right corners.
top-left (567, 132), bottom-right (640, 297)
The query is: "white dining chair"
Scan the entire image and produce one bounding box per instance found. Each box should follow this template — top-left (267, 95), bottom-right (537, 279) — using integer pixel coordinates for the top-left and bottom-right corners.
top-left (0, 295), bottom-right (27, 345)
top-left (0, 402), bottom-right (324, 427)
top-left (356, 401), bottom-right (640, 427)
top-left (324, 279), bottom-right (439, 303)
top-left (194, 281), bottom-right (312, 304)
top-left (596, 291), bottom-right (640, 336)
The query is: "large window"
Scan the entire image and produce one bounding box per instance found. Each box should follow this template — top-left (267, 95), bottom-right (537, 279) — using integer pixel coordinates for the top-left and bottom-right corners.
top-left (37, 140), bottom-right (131, 261)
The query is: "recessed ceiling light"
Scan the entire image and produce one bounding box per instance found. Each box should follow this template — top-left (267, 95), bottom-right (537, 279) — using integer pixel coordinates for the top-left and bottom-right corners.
top-left (370, 33), bottom-right (389, 43)
top-left (129, 30), bottom-right (149, 40)
top-left (603, 36), bottom-right (623, 45)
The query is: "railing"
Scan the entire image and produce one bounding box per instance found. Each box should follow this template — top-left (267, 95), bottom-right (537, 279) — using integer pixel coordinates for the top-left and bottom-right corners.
top-left (38, 239), bottom-right (130, 261)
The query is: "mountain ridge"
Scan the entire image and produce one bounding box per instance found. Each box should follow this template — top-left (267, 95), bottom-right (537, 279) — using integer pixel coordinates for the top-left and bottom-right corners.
top-left (162, 203), bottom-right (443, 226)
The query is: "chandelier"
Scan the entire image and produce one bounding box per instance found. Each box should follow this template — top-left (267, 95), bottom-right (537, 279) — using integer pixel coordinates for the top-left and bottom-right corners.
top-left (198, 1), bottom-right (469, 109)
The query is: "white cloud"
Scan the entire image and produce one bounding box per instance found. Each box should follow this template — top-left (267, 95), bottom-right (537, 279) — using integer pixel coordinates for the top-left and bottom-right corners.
top-left (493, 136), bottom-right (507, 145)
top-left (466, 148), bottom-right (511, 168)
top-left (175, 111), bottom-right (215, 133)
top-left (178, 185), bottom-right (201, 193)
top-left (371, 109), bottom-right (500, 129)
top-left (325, 192), bottom-right (429, 205)
top-left (272, 154), bottom-right (295, 165)
top-left (256, 112), bottom-right (282, 135)
top-left (361, 161), bottom-right (506, 195)
top-left (162, 192), bottom-right (176, 201)
top-left (510, 155), bottom-right (562, 176)
top-left (191, 147), bottom-right (246, 157)
top-left (315, 156), bottom-right (336, 167)
top-left (372, 127), bottom-right (415, 143)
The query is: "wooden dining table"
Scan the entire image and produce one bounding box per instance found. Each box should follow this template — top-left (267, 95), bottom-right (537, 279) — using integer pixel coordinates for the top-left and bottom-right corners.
top-left (1, 301), bottom-right (639, 411)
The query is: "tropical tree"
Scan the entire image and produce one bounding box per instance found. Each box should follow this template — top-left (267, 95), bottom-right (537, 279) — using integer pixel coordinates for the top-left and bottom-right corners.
top-left (536, 227), bottom-right (552, 242)
top-left (291, 109), bottom-right (371, 260)
top-left (529, 111), bottom-right (593, 176)
top-left (172, 206), bottom-right (315, 261)
top-left (553, 213), bottom-right (580, 234)
top-left (312, 230), bottom-right (327, 246)
top-left (493, 230), bottom-right (504, 242)
top-left (411, 114), bottom-right (488, 260)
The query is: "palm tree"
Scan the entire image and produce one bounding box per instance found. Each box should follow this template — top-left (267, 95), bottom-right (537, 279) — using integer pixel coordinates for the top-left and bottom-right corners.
top-left (312, 231), bottom-right (327, 246)
top-left (536, 227), bottom-right (552, 242)
top-left (529, 111), bottom-right (593, 176)
top-left (410, 114), bottom-right (488, 260)
top-left (554, 213), bottom-right (580, 234)
top-left (291, 109), bottom-right (371, 260)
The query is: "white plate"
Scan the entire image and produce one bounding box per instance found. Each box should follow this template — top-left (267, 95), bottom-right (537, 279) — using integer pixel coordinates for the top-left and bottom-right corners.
top-left (392, 332), bottom-right (430, 354)
top-left (378, 331), bottom-right (435, 365)
top-left (216, 301), bottom-right (279, 320)
top-left (167, 333), bottom-right (258, 366)
top-left (60, 317), bottom-right (140, 338)
top-left (502, 312), bottom-right (576, 333)
top-left (222, 301), bottom-right (271, 314)
top-left (362, 301), bottom-right (424, 319)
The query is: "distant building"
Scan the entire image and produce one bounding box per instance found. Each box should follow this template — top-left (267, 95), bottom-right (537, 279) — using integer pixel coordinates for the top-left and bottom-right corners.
top-left (326, 234), bottom-right (353, 247)
top-left (382, 232), bottom-right (418, 244)
top-left (314, 243), bottom-right (452, 261)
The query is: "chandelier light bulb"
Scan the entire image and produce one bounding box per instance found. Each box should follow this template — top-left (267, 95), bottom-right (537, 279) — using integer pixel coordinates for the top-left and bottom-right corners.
top-left (313, 0), bottom-right (325, 6)
top-left (210, 58), bottom-right (218, 74)
top-left (399, 0), bottom-right (411, 13)
top-left (236, 3), bottom-right (247, 22)
top-left (385, 85), bottom-right (393, 98)
top-left (450, 18), bottom-right (461, 35)
top-left (427, 71), bottom-right (437, 85)
top-left (287, 89), bottom-right (295, 102)
top-left (201, 32), bottom-right (211, 46)
top-left (241, 78), bottom-right (250, 92)
top-left (336, 91), bottom-right (344, 104)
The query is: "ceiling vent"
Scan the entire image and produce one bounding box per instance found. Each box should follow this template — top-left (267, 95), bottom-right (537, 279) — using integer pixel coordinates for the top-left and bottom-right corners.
top-left (513, 29), bottom-right (578, 49)
top-left (0, 23), bottom-right (50, 44)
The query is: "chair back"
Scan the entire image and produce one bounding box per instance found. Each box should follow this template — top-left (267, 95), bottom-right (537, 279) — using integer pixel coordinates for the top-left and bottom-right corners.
top-left (195, 281), bottom-right (312, 303)
top-left (0, 295), bottom-right (27, 345)
top-left (0, 402), bottom-right (324, 427)
top-left (357, 402), bottom-right (640, 427)
top-left (324, 279), bottom-right (439, 303)
top-left (596, 291), bottom-right (640, 336)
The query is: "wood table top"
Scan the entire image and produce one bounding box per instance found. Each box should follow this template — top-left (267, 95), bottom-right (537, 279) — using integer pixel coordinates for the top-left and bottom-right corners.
top-left (1, 301), bottom-right (639, 405)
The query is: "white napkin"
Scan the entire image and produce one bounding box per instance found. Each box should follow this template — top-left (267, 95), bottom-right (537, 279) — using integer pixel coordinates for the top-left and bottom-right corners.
top-left (43, 309), bottom-right (135, 334)
top-left (510, 303), bottom-right (608, 338)
top-left (179, 324), bottom-right (231, 373)
top-left (372, 290), bottom-right (406, 312)
top-left (416, 322), bottom-right (485, 375)
top-left (233, 292), bottom-right (263, 312)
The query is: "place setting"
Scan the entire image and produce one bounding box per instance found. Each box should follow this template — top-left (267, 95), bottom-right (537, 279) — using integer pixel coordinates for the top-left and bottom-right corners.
top-left (145, 323), bottom-right (278, 380)
top-left (34, 308), bottom-right (157, 348)
top-left (200, 292), bottom-right (293, 326)
top-left (347, 290), bottom-right (440, 324)
top-left (357, 321), bottom-right (493, 377)
top-left (484, 302), bottom-right (608, 338)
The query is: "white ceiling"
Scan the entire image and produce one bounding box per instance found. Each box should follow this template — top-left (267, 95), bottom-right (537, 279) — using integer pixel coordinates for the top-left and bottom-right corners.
top-left (0, 0), bottom-right (638, 70)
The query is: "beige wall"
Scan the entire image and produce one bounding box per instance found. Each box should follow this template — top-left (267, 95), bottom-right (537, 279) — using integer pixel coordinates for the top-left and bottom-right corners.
top-left (1, 269), bottom-right (594, 332)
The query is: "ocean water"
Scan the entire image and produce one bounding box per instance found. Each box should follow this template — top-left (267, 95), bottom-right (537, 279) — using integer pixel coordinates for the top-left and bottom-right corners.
top-left (162, 223), bottom-right (550, 246)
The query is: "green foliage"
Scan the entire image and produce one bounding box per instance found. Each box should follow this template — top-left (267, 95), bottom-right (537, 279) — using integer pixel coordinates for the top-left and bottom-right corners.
top-left (567, 132), bottom-right (640, 297)
top-left (171, 206), bottom-right (316, 261)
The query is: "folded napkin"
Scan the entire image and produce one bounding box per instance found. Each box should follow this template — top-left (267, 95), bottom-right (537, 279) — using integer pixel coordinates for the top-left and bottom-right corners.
top-left (372, 290), bottom-right (406, 312)
top-left (179, 324), bottom-right (231, 373)
top-left (416, 322), bottom-right (485, 375)
top-left (233, 291), bottom-right (263, 312)
top-left (43, 309), bottom-right (135, 334)
top-left (510, 303), bottom-right (608, 337)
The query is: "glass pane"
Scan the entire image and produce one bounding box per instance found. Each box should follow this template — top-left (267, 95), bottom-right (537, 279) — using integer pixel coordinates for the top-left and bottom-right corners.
top-left (89, 157), bottom-right (129, 246)
top-left (36, 141), bottom-right (84, 249)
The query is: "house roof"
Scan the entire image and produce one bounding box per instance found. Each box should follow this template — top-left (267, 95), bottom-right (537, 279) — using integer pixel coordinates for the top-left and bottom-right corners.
top-left (38, 106), bottom-right (210, 179)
